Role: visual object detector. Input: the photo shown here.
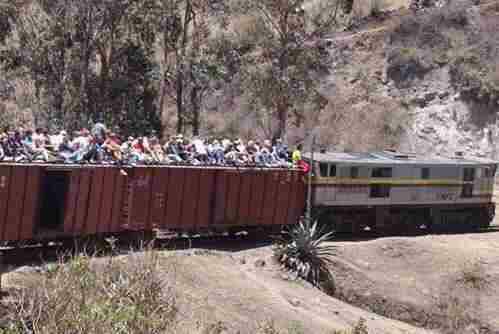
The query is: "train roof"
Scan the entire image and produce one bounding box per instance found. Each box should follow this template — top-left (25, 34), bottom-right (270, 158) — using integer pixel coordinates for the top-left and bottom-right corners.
top-left (0, 162), bottom-right (302, 172)
top-left (303, 151), bottom-right (498, 166)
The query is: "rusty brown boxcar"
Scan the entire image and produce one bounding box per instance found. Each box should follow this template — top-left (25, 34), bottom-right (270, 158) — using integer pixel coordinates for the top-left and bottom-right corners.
top-left (0, 164), bottom-right (306, 242)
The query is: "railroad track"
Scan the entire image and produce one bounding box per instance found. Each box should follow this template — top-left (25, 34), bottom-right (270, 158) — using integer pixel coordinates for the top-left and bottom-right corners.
top-left (2, 225), bottom-right (499, 269)
top-left (0, 233), bottom-right (275, 268)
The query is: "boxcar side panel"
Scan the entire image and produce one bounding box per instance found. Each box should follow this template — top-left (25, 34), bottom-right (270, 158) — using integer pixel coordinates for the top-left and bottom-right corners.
top-left (150, 168), bottom-right (169, 229)
top-left (109, 169), bottom-right (127, 233)
top-left (63, 170), bottom-right (81, 234)
top-left (4, 166), bottom-right (27, 241)
top-left (85, 168), bottom-right (105, 235)
top-left (197, 169), bottom-right (215, 228)
top-left (97, 168), bottom-right (117, 233)
top-left (129, 167), bottom-right (154, 231)
top-left (261, 172), bottom-right (279, 225)
top-left (19, 166), bottom-right (42, 240)
top-left (213, 170), bottom-right (229, 225)
top-left (73, 169), bottom-right (92, 234)
top-left (247, 172), bottom-right (265, 226)
top-left (225, 171), bottom-right (242, 225)
top-left (237, 171), bottom-right (252, 225)
top-left (164, 168), bottom-right (186, 228)
top-left (180, 169), bottom-right (201, 228)
top-left (0, 166), bottom-right (12, 241)
top-left (274, 171), bottom-right (292, 226)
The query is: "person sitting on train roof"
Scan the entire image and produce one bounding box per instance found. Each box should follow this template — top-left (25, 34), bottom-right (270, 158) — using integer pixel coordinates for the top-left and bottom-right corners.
top-left (0, 122), bottom-right (308, 168)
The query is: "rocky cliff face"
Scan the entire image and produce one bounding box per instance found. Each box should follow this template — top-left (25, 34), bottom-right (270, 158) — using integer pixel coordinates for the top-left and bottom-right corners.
top-left (399, 66), bottom-right (499, 159)
top-left (320, 1), bottom-right (499, 158)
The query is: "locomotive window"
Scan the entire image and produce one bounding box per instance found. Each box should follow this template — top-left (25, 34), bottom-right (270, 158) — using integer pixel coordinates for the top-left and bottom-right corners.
top-left (319, 163), bottom-right (329, 177)
top-left (463, 168), bottom-right (475, 181)
top-left (421, 168), bottom-right (430, 179)
top-left (329, 164), bottom-right (336, 177)
top-left (350, 166), bottom-right (359, 178)
top-left (370, 185), bottom-right (391, 198)
top-left (483, 167), bottom-right (492, 178)
top-left (372, 167), bottom-right (392, 178)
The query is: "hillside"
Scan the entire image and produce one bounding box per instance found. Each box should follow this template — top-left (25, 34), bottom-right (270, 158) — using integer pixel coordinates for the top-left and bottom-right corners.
top-left (1, 0), bottom-right (498, 159)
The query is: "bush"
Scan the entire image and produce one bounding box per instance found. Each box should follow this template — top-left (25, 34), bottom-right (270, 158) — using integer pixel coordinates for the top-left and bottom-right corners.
top-left (273, 219), bottom-right (335, 291)
top-left (386, 47), bottom-right (432, 87)
top-left (330, 318), bottom-right (369, 334)
top-left (1, 250), bottom-right (177, 334)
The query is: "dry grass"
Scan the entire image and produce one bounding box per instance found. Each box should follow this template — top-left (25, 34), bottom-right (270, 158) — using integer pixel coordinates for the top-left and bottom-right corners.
top-left (0, 249), bottom-right (178, 334)
top-left (430, 261), bottom-right (490, 334)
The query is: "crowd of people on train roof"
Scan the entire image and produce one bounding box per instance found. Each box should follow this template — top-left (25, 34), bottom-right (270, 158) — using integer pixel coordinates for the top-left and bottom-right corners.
top-left (0, 124), bottom-right (304, 168)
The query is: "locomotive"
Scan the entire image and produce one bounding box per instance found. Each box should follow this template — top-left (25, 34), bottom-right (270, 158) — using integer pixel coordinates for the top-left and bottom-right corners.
top-left (304, 150), bottom-right (497, 233)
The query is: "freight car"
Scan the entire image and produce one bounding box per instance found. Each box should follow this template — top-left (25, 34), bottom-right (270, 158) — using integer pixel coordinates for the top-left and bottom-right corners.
top-left (0, 164), bottom-right (306, 244)
top-left (305, 150), bottom-right (497, 234)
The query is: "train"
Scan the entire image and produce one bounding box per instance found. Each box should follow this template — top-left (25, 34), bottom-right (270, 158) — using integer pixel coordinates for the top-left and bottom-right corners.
top-left (305, 150), bottom-right (497, 234)
top-left (0, 149), bottom-right (496, 245)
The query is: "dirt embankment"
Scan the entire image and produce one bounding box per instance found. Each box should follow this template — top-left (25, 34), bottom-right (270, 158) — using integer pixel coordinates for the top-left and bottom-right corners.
top-left (2, 246), bottom-right (430, 334)
top-left (328, 231), bottom-right (499, 333)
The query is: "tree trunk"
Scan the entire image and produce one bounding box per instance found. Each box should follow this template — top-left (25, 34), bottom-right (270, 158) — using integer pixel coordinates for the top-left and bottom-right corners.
top-left (191, 86), bottom-right (201, 136)
top-left (175, 0), bottom-right (192, 135)
top-left (275, 100), bottom-right (287, 142)
top-left (176, 66), bottom-right (184, 134)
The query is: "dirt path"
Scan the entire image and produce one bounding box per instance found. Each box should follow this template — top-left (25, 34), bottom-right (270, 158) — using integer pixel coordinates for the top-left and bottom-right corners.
top-left (171, 248), bottom-right (432, 333)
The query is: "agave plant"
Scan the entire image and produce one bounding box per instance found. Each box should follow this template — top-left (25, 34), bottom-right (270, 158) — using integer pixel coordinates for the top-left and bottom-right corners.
top-left (273, 219), bottom-right (336, 290)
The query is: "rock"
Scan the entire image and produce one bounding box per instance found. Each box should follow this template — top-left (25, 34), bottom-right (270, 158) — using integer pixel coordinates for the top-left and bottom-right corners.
top-left (254, 259), bottom-right (266, 268)
top-left (439, 91), bottom-right (450, 100)
top-left (424, 92), bottom-right (437, 103)
top-left (421, 126), bottom-right (435, 134)
top-left (13, 266), bottom-right (41, 274)
top-left (240, 258), bottom-right (246, 265)
top-left (289, 298), bottom-right (301, 307)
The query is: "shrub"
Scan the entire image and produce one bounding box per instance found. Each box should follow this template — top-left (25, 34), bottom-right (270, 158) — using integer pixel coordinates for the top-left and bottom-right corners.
top-left (273, 219), bottom-right (335, 291)
top-left (386, 47), bottom-right (431, 87)
top-left (330, 318), bottom-right (369, 334)
top-left (1, 250), bottom-right (177, 334)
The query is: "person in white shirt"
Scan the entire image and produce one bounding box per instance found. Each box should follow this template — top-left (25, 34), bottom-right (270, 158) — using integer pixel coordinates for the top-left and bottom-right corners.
top-left (50, 130), bottom-right (67, 151)
top-left (191, 136), bottom-right (207, 163)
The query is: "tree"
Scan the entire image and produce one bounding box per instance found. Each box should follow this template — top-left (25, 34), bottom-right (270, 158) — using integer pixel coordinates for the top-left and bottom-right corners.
top-left (235, 0), bottom-right (339, 141)
top-left (158, 0), bottom-right (227, 135)
top-left (0, 0), bottom-right (163, 134)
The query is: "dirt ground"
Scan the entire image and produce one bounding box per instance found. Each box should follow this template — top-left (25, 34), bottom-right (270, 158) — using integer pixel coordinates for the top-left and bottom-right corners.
top-left (2, 245), bottom-right (430, 334)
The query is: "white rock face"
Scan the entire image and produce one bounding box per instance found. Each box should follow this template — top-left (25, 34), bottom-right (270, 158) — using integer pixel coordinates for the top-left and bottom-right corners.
top-left (393, 66), bottom-right (499, 159)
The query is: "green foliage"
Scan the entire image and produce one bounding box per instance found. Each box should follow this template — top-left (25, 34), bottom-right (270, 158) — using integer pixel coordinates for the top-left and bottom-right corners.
top-left (273, 219), bottom-right (335, 290)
